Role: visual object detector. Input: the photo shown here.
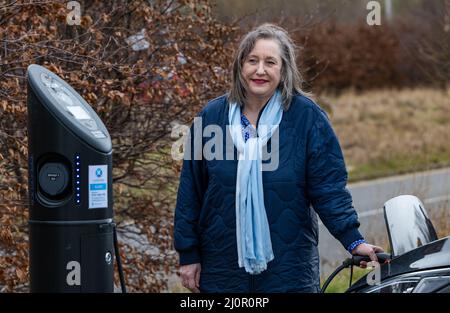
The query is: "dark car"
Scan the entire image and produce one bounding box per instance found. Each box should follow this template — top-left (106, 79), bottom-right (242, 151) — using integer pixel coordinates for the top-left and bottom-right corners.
top-left (324, 195), bottom-right (450, 293)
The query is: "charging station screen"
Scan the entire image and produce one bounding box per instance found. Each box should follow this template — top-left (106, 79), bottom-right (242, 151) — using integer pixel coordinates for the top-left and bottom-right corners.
top-left (67, 106), bottom-right (91, 120)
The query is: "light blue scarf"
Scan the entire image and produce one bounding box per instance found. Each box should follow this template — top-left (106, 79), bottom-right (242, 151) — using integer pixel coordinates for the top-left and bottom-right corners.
top-left (228, 90), bottom-right (283, 274)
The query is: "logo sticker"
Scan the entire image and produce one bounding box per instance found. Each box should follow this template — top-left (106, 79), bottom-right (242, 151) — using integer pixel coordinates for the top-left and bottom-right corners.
top-left (88, 165), bottom-right (107, 209)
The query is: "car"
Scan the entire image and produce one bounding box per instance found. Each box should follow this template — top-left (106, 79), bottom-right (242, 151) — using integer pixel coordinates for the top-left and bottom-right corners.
top-left (322, 195), bottom-right (450, 293)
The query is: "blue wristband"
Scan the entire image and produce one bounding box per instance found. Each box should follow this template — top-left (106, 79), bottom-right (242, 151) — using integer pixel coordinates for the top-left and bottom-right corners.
top-left (347, 239), bottom-right (367, 253)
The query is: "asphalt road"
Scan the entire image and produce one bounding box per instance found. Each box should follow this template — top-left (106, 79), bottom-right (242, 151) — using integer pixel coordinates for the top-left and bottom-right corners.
top-left (318, 167), bottom-right (450, 275)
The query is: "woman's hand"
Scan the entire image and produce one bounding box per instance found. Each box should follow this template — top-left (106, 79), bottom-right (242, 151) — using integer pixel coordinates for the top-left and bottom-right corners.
top-left (180, 263), bottom-right (201, 293)
top-left (352, 243), bottom-right (384, 268)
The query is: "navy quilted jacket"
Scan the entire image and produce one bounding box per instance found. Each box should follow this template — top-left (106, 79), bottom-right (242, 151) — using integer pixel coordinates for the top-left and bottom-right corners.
top-left (174, 94), bottom-right (363, 292)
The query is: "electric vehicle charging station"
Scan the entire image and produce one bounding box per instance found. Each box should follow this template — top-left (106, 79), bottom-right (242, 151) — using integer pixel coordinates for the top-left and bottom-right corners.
top-left (27, 64), bottom-right (124, 292)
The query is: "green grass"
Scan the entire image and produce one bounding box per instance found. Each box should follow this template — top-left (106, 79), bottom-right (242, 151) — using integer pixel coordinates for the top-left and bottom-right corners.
top-left (348, 149), bottom-right (450, 183)
top-left (328, 87), bottom-right (450, 183)
top-left (321, 267), bottom-right (370, 293)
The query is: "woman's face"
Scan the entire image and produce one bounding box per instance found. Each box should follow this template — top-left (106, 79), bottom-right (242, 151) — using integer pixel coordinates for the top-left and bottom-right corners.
top-left (241, 38), bottom-right (282, 102)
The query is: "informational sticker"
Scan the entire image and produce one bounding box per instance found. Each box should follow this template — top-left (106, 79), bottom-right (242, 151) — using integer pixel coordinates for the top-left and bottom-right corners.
top-left (88, 165), bottom-right (108, 209)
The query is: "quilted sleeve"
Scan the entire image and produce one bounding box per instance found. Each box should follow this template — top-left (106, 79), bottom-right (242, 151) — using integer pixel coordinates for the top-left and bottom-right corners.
top-left (173, 113), bottom-right (207, 265)
top-left (305, 110), bottom-right (364, 250)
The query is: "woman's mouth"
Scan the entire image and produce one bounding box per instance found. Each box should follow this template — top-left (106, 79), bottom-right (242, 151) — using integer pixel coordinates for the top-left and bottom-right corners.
top-left (251, 79), bottom-right (269, 85)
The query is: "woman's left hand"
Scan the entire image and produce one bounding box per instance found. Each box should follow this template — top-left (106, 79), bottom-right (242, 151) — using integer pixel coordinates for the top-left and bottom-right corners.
top-left (352, 243), bottom-right (384, 268)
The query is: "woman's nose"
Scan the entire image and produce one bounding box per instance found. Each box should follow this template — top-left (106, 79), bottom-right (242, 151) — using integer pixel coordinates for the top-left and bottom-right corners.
top-left (256, 62), bottom-right (266, 75)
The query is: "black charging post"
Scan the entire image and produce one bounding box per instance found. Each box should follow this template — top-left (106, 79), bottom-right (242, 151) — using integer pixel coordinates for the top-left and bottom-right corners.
top-left (27, 64), bottom-right (125, 292)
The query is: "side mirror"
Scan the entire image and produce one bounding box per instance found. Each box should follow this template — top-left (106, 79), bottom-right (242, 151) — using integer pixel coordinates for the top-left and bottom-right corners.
top-left (384, 195), bottom-right (438, 256)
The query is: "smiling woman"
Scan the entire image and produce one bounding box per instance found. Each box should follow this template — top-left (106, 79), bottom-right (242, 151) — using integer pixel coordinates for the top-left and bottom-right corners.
top-left (173, 23), bottom-right (383, 293)
top-left (240, 39), bottom-right (282, 126)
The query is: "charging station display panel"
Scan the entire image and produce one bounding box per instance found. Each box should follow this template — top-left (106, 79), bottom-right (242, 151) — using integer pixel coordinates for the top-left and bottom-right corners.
top-left (66, 106), bottom-right (91, 120)
top-left (41, 72), bottom-right (107, 139)
top-left (27, 65), bottom-right (111, 153)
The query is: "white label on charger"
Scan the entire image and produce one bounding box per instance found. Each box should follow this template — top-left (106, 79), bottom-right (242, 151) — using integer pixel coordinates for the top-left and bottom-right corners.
top-left (67, 105), bottom-right (91, 120)
top-left (88, 165), bottom-right (108, 209)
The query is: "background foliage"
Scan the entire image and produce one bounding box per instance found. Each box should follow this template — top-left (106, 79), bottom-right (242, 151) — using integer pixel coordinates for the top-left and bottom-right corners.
top-left (0, 0), bottom-right (448, 292)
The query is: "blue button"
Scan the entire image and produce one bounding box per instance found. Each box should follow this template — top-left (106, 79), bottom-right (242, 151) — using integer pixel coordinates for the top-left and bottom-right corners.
top-left (90, 183), bottom-right (106, 190)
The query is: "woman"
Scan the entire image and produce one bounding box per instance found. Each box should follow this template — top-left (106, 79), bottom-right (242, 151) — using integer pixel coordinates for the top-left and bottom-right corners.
top-left (174, 23), bottom-right (383, 293)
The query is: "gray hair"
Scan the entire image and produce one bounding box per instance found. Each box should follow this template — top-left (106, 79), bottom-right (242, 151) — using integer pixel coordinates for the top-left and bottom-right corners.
top-left (228, 23), bottom-right (311, 111)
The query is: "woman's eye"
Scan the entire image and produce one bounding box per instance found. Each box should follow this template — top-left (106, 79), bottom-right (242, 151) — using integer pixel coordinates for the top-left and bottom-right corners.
top-left (248, 59), bottom-right (257, 64)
